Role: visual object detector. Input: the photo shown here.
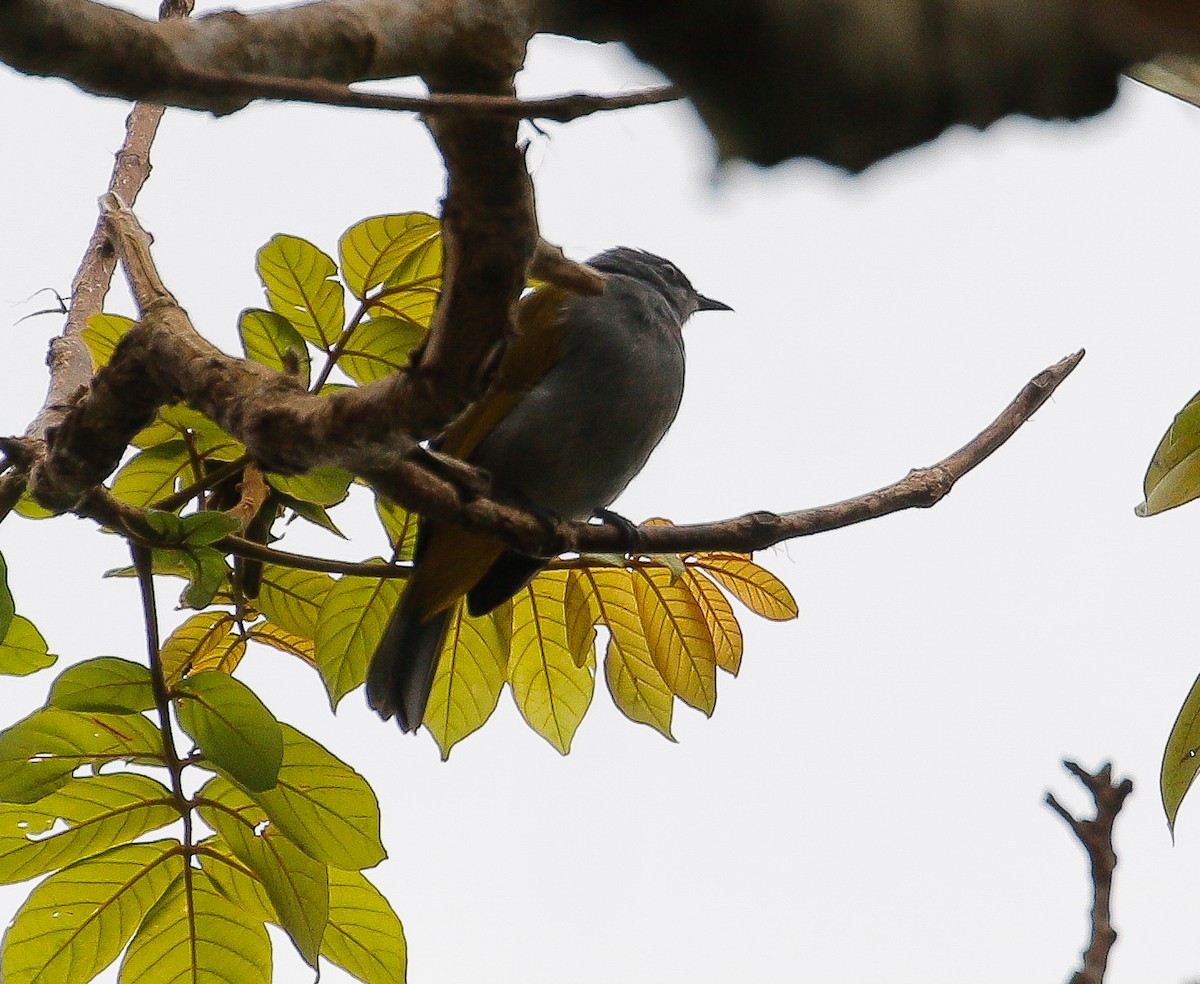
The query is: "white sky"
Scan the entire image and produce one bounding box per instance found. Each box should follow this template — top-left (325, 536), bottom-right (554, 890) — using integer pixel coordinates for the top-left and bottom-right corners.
top-left (4, 18), bottom-right (1200, 984)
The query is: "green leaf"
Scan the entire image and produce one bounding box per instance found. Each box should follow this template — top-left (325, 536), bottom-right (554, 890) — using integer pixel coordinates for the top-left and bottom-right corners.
top-left (258, 234), bottom-right (345, 350)
top-left (322, 867), bottom-right (407, 984)
top-left (176, 672), bottom-right (284, 793)
top-left (119, 866), bottom-right (272, 984)
top-left (133, 404), bottom-right (243, 457)
top-left (0, 774), bottom-right (177, 884)
top-left (180, 545), bottom-right (232, 609)
top-left (13, 490), bottom-right (54, 520)
top-left (0, 616), bottom-right (56, 676)
top-left (103, 549), bottom-right (195, 582)
top-left (1162, 671), bottom-right (1200, 831)
top-left (0, 552), bottom-right (16, 645)
top-left (265, 465), bottom-right (353, 507)
top-left (179, 511), bottom-right (242, 546)
top-left (375, 497), bottom-right (420, 562)
top-left (339, 212), bottom-right (440, 300)
top-left (81, 312), bottom-right (135, 369)
top-left (110, 441), bottom-right (192, 508)
top-left (0, 707), bottom-right (165, 804)
top-left (198, 776), bottom-right (328, 966)
top-left (257, 565), bottom-right (335, 639)
top-left (239, 307), bottom-right (311, 384)
top-left (48, 656), bottom-right (156, 714)
top-left (144, 510), bottom-right (185, 540)
top-left (1, 839), bottom-right (180, 984)
top-left (338, 316), bottom-right (425, 385)
top-left (1140, 388), bottom-right (1200, 515)
top-left (274, 493), bottom-right (345, 538)
top-left (249, 724), bottom-right (385, 870)
top-left (313, 570), bottom-right (403, 709)
top-left (200, 836), bottom-right (276, 922)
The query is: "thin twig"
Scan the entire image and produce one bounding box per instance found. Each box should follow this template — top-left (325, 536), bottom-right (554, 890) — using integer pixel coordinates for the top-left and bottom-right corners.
top-left (26, 0), bottom-right (192, 443)
top-left (1046, 760), bottom-right (1134, 984)
top-left (170, 66), bottom-right (681, 122)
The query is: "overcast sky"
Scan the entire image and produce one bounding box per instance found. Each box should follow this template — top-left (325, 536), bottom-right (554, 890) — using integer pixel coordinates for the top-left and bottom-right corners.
top-left (5, 16), bottom-right (1200, 984)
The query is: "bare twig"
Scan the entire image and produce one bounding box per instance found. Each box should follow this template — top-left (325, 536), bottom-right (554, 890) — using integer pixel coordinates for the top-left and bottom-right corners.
top-left (172, 67), bottom-right (682, 121)
top-left (1046, 760), bottom-right (1134, 984)
top-left (26, 0), bottom-right (191, 444)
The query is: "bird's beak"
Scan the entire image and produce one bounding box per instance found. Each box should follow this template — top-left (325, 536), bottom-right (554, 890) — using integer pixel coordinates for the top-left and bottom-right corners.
top-left (697, 294), bottom-right (733, 312)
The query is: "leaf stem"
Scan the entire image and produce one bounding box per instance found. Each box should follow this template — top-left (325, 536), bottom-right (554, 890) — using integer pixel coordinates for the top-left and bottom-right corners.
top-left (131, 543), bottom-right (194, 840)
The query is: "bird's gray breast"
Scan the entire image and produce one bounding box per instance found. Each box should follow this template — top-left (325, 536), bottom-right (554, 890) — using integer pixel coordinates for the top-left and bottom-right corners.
top-left (471, 278), bottom-right (687, 521)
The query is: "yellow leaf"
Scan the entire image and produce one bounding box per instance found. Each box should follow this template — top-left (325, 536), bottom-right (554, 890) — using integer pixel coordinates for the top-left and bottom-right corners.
top-left (683, 569), bottom-right (744, 674)
top-left (246, 620), bottom-right (316, 666)
top-left (693, 553), bottom-right (798, 621)
top-left (314, 571), bottom-right (404, 709)
top-left (579, 569), bottom-right (674, 739)
top-left (364, 286), bottom-right (439, 331)
top-left (633, 567), bottom-right (717, 716)
top-left (508, 573), bottom-right (593, 754)
top-left (425, 601), bottom-right (510, 760)
top-left (159, 611), bottom-right (238, 688)
top-left (81, 313), bottom-right (135, 369)
top-left (564, 571), bottom-right (597, 669)
top-left (338, 316), bottom-right (425, 385)
top-left (258, 234), bottom-right (345, 350)
top-left (338, 212), bottom-right (441, 300)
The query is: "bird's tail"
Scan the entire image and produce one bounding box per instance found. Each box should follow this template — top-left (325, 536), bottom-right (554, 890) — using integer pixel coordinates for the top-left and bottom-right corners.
top-left (366, 593), bottom-right (451, 733)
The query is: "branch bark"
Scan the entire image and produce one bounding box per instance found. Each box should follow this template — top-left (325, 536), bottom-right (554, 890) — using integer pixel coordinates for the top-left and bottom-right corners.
top-left (2, 0), bottom-right (1198, 170)
top-left (1047, 761), bottom-right (1134, 984)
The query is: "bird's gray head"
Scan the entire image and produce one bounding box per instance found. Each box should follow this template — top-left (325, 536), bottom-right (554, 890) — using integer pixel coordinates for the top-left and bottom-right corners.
top-left (588, 247), bottom-right (732, 321)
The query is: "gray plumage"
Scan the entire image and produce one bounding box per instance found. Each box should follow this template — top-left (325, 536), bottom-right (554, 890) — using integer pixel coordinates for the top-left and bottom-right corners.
top-left (367, 247), bottom-right (730, 732)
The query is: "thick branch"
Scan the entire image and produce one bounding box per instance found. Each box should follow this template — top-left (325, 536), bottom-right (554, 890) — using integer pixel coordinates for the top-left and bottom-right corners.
top-left (3, 0), bottom-right (1199, 170)
top-left (0, 0), bottom-right (531, 112)
top-left (1046, 761), bottom-right (1134, 984)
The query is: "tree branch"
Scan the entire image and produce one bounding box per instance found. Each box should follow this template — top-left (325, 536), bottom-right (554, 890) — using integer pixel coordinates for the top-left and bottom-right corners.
top-left (1046, 761), bottom-right (1134, 984)
top-left (26, 0), bottom-right (193, 444)
top-left (25, 197), bottom-right (1085, 560)
top-left (0, 0), bottom-right (529, 111)
top-left (2, 0), bottom-right (1197, 170)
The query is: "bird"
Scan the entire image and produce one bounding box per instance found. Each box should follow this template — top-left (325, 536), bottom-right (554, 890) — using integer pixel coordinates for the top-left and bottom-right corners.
top-left (366, 247), bottom-right (731, 732)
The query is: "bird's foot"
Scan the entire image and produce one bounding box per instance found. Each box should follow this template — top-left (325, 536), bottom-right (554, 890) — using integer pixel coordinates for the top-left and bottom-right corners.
top-left (593, 506), bottom-right (644, 555)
